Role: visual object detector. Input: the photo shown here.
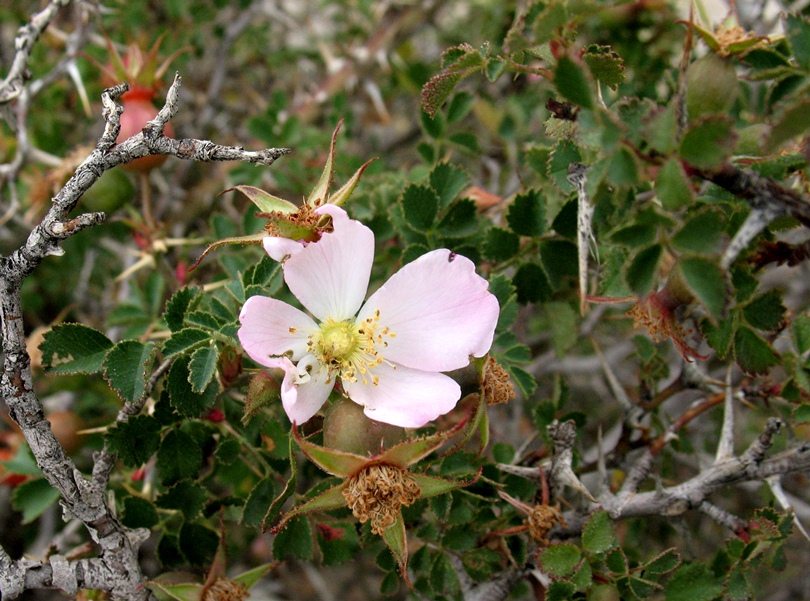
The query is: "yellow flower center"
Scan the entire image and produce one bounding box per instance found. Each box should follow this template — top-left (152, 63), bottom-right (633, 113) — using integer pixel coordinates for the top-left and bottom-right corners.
top-left (308, 310), bottom-right (396, 386)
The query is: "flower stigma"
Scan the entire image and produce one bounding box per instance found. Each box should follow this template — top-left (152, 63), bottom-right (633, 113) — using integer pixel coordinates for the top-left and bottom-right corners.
top-left (308, 309), bottom-right (396, 386)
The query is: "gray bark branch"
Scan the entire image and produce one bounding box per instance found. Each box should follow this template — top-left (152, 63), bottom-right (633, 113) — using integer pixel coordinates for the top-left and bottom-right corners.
top-left (0, 6), bottom-right (290, 598)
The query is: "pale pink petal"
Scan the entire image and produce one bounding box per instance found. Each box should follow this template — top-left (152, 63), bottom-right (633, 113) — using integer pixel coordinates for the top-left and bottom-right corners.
top-left (283, 206), bottom-right (374, 321)
top-left (342, 362), bottom-right (461, 428)
top-left (238, 296), bottom-right (316, 364)
top-left (265, 356), bottom-right (333, 425)
top-left (263, 237), bottom-right (305, 262)
top-left (358, 249), bottom-right (499, 372)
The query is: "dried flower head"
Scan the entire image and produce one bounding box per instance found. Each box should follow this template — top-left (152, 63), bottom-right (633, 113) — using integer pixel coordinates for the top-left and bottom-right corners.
top-left (480, 355), bottom-right (515, 406)
top-left (343, 464), bottom-right (421, 535)
top-left (626, 290), bottom-right (707, 362)
top-left (527, 504), bottom-right (566, 545)
top-left (202, 578), bottom-right (248, 601)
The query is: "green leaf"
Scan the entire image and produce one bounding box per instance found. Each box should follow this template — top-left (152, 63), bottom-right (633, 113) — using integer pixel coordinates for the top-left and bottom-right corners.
top-left (401, 184), bottom-right (438, 231)
top-left (437, 199), bottom-right (478, 237)
top-left (678, 257), bottom-right (727, 320)
top-left (167, 357), bottom-right (219, 418)
top-left (430, 162), bottom-right (468, 209)
top-left (506, 189), bottom-right (546, 237)
top-left (509, 365), bottom-right (537, 397)
top-left (679, 116), bottom-right (737, 170)
top-left (40, 324), bottom-right (113, 374)
top-left (626, 244), bottom-right (663, 296)
top-left (156, 479), bottom-right (209, 521)
top-left (11, 478), bottom-right (61, 524)
top-left (665, 563), bottom-right (724, 601)
top-left (122, 496), bottom-right (159, 529)
top-left (793, 403), bottom-right (810, 423)
top-left (769, 97), bottom-right (810, 150)
top-left (430, 551), bottom-right (461, 594)
top-left (743, 289), bottom-right (786, 332)
top-left (164, 287), bottom-right (202, 332)
top-left (274, 515), bottom-right (313, 560)
top-left (554, 56), bottom-right (594, 109)
top-left (671, 210), bottom-right (724, 254)
top-left (421, 109), bottom-right (445, 139)
top-left (179, 522), bottom-right (218, 566)
top-left (734, 326), bottom-right (780, 375)
top-left (532, 0), bottom-right (568, 43)
top-left (547, 581), bottom-right (577, 601)
top-left (546, 301), bottom-right (578, 358)
top-left (0, 442), bottom-right (41, 477)
top-left (655, 158), bottom-right (694, 210)
top-left (644, 548), bottom-right (681, 576)
top-left (793, 314), bottom-right (810, 353)
top-left (513, 262), bottom-right (552, 303)
top-left (646, 103), bottom-right (678, 154)
top-left (157, 429), bottom-right (203, 485)
top-left (484, 227), bottom-right (520, 262)
top-left (188, 345), bottom-right (219, 393)
top-left (243, 478), bottom-right (276, 527)
top-left (446, 92), bottom-right (475, 124)
top-left (103, 340), bottom-right (155, 404)
top-left (605, 547), bottom-right (628, 575)
top-left (548, 140), bottom-right (582, 193)
top-left (162, 328), bottom-right (211, 358)
top-left (607, 147), bottom-right (639, 186)
top-left (701, 316), bottom-right (734, 359)
top-left (421, 44), bottom-right (487, 118)
top-left (106, 415), bottom-right (161, 467)
top-left (582, 509), bottom-right (615, 554)
top-left (786, 14), bottom-right (810, 71)
top-left (539, 543), bottom-right (581, 577)
top-left (584, 44), bottom-right (626, 90)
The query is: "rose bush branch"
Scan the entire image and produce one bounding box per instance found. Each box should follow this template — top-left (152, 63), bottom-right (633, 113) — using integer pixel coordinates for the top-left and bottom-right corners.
top-left (0, 41), bottom-right (290, 597)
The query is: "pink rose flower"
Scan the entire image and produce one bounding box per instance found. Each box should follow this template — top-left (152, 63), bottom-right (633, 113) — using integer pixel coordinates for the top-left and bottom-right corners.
top-left (238, 205), bottom-right (499, 428)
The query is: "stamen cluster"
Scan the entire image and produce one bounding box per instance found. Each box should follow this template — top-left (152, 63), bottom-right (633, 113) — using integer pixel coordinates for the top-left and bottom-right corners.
top-left (481, 356), bottom-right (515, 406)
top-left (202, 578), bottom-right (248, 601)
top-left (307, 310), bottom-right (395, 386)
top-left (343, 464), bottom-right (421, 534)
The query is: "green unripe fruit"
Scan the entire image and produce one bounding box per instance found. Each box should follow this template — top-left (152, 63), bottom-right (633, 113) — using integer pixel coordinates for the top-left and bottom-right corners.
top-left (81, 168), bottom-right (135, 213)
top-left (323, 396), bottom-right (406, 456)
top-left (686, 54), bottom-right (739, 120)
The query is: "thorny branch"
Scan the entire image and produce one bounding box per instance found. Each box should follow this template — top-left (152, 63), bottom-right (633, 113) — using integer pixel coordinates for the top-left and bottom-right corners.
top-left (0, 3), bottom-right (290, 598)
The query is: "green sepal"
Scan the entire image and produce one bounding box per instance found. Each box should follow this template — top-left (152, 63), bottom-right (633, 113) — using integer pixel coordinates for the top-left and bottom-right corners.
top-left (444, 392), bottom-right (488, 457)
top-left (376, 419), bottom-right (465, 468)
top-left (226, 185), bottom-right (298, 214)
top-left (294, 429), bottom-right (369, 477)
top-left (270, 481), bottom-right (349, 534)
top-left (145, 582), bottom-right (203, 601)
top-left (410, 472), bottom-right (476, 499)
top-left (326, 158), bottom-right (377, 207)
top-left (307, 121), bottom-right (342, 206)
top-left (381, 515), bottom-right (409, 581)
top-left (232, 563), bottom-right (276, 589)
top-left (189, 232), bottom-right (267, 271)
top-left (262, 436), bottom-right (298, 531)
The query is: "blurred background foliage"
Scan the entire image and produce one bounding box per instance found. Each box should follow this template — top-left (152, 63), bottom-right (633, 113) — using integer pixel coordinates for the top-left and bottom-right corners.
top-left (3, 0), bottom-right (810, 599)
